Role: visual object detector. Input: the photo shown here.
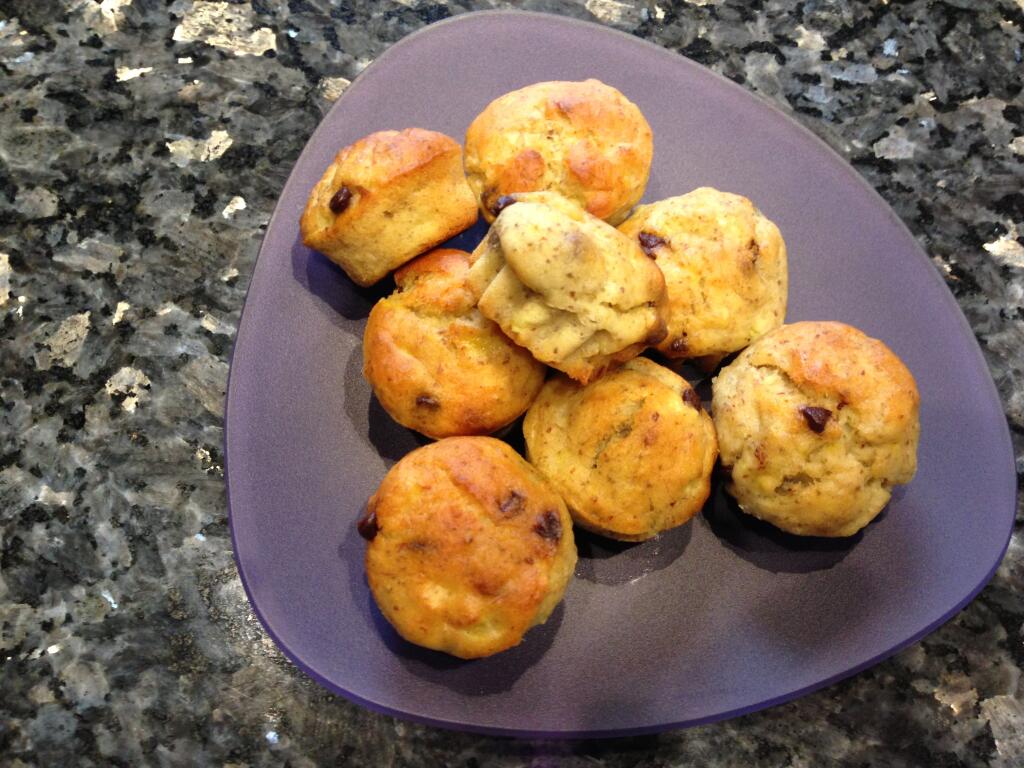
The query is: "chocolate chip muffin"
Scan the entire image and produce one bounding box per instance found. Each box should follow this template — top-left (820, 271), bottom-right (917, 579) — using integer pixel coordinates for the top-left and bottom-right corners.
top-left (301, 128), bottom-right (478, 286)
top-left (468, 192), bottom-right (667, 384)
top-left (363, 248), bottom-right (545, 439)
top-left (618, 187), bottom-right (787, 365)
top-left (464, 79), bottom-right (653, 225)
top-left (524, 358), bottom-right (718, 541)
top-left (361, 437), bottom-right (577, 659)
top-left (711, 322), bottom-right (920, 537)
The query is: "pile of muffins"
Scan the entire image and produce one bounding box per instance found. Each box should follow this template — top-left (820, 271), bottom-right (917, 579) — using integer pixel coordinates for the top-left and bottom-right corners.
top-left (300, 79), bottom-right (921, 660)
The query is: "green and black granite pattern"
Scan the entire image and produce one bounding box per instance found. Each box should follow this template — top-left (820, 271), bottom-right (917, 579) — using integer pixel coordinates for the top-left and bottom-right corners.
top-left (1, 1), bottom-right (1022, 765)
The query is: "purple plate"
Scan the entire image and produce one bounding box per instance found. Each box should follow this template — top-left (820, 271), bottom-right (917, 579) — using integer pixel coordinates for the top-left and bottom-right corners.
top-left (225, 11), bottom-right (1016, 737)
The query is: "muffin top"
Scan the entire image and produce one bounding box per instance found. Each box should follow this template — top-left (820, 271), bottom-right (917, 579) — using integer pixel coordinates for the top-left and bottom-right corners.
top-left (524, 357), bottom-right (718, 541)
top-left (711, 321), bottom-right (920, 537)
top-left (363, 248), bottom-right (545, 439)
top-left (618, 187), bottom-right (787, 361)
top-left (465, 79), bottom-right (653, 224)
top-left (469, 192), bottom-right (667, 384)
top-left (300, 128), bottom-right (477, 285)
top-left (363, 437), bottom-right (577, 659)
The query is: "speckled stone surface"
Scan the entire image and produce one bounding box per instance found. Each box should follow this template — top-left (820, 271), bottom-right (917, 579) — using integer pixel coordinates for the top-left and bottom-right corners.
top-left (0, 0), bottom-right (1022, 765)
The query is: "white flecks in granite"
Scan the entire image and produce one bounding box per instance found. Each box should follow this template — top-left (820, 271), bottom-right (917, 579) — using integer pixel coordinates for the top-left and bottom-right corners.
top-left (794, 24), bottom-right (827, 51)
top-left (199, 312), bottom-right (233, 336)
top-left (981, 696), bottom-right (1024, 768)
top-left (882, 38), bottom-right (899, 56)
top-left (81, 0), bottom-right (133, 33)
top-left (584, 0), bottom-right (644, 28)
top-left (0, 252), bottom-right (10, 306)
top-left (934, 671), bottom-right (980, 716)
top-left (1010, 136), bottom-right (1024, 155)
top-left (112, 301), bottom-right (130, 325)
top-left (172, 1), bottom-right (277, 57)
top-left (828, 61), bottom-right (878, 84)
top-left (115, 66), bottom-right (153, 82)
top-left (984, 225), bottom-right (1024, 268)
top-left (54, 238), bottom-right (123, 275)
top-left (37, 485), bottom-right (74, 508)
top-left (873, 126), bottom-right (917, 160)
top-left (14, 186), bottom-right (59, 219)
top-left (177, 56), bottom-right (193, 64)
top-left (221, 196), bottom-right (246, 219)
top-left (317, 76), bottom-right (352, 102)
top-left (39, 312), bottom-right (91, 370)
top-left (104, 366), bottom-right (152, 413)
top-left (176, 79), bottom-right (204, 103)
top-left (180, 355), bottom-right (229, 418)
top-left (166, 129), bottom-right (233, 166)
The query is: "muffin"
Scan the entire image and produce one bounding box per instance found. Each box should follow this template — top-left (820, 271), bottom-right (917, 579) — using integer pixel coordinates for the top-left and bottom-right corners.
top-left (361, 437), bottom-right (577, 659)
top-left (618, 187), bottom-right (787, 365)
top-left (524, 358), bottom-right (718, 541)
top-left (711, 321), bottom-right (920, 537)
top-left (464, 79), bottom-right (653, 225)
top-left (468, 192), bottom-right (667, 384)
top-left (300, 128), bottom-right (478, 286)
top-left (363, 248), bottom-right (545, 439)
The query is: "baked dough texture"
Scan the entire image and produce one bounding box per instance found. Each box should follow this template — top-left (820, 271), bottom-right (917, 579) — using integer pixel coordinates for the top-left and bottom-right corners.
top-left (363, 249), bottom-right (545, 439)
top-left (363, 437), bottom-right (577, 659)
top-left (468, 192), bottom-right (667, 384)
top-left (711, 321), bottom-right (920, 537)
top-left (300, 128), bottom-right (478, 286)
top-left (618, 187), bottom-right (787, 362)
top-left (464, 79), bottom-right (653, 225)
top-left (524, 357), bottom-right (718, 541)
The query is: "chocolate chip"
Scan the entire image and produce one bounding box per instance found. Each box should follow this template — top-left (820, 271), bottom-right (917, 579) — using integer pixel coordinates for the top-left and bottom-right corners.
top-left (328, 185), bottom-right (352, 214)
top-left (532, 510), bottom-right (562, 543)
top-left (490, 195), bottom-right (517, 217)
top-left (499, 490), bottom-right (526, 517)
top-left (638, 232), bottom-right (667, 258)
top-left (799, 406), bottom-right (832, 433)
top-left (415, 394), bottom-right (440, 409)
top-left (357, 508), bottom-right (378, 541)
top-left (682, 388), bottom-right (702, 411)
top-left (669, 337), bottom-right (688, 355)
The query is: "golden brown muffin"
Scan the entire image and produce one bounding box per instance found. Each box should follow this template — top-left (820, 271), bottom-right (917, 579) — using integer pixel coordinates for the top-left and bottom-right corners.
top-left (300, 128), bottom-right (478, 286)
top-left (524, 358), bottom-right (718, 541)
top-left (361, 437), bottom-right (577, 659)
top-left (468, 192), bottom-right (667, 384)
top-left (464, 79), bottom-right (653, 225)
top-left (711, 321), bottom-right (920, 537)
top-left (618, 187), bottom-right (787, 365)
top-left (363, 248), bottom-right (546, 439)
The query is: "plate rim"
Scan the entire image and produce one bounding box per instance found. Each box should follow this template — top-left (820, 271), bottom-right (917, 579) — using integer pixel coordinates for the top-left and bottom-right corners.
top-left (223, 9), bottom-right (1018, 738)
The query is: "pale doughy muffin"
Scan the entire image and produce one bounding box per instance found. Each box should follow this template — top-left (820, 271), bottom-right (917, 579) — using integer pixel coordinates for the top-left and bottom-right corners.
top-left (468, 192), bottom-right (667, 384)
top-left (361, 437), bottom-right (577, 659)
top-left (363, 248), bottom-right (545, 439)
top-left (524, 358), bottom-right (718, 541)
top-left (618, 187), bottom-right (787, 364)
top-left (464, 79), bottom-right (653, 225)
top-left (301, 128), bottom-right (478, 286)
top-left (711, 321), bottom-right (920, 537)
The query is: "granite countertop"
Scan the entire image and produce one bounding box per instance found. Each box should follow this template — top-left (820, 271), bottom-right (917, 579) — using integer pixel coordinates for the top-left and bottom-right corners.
top-left (1, 0), bottom-right (1022, 765)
